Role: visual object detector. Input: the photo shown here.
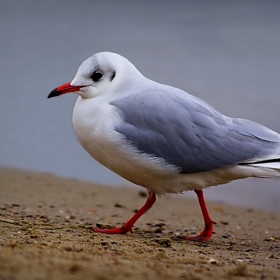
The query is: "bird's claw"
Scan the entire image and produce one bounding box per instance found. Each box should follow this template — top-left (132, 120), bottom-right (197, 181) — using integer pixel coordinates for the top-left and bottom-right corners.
top-left (180, 220), bottom-right (215, 242)
top-left (93, 225), bottom-right (132, 234)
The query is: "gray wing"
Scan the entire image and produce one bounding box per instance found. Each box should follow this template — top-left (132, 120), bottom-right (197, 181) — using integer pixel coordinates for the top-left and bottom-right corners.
top-left (111, 88), bottom-right (280, 174)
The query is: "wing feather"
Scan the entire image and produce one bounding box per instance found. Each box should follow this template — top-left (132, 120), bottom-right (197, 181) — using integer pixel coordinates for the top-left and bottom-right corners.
top-left (111, 87), bottom-right (280, 173)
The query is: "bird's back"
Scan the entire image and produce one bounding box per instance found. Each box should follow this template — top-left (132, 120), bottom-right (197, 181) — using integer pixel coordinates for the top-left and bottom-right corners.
top-left (111, 85), bottom-right (280, 174)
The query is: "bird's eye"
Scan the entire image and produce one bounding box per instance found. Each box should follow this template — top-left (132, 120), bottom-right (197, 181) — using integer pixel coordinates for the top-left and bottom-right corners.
top-left (90, 71), bottom-right (104, 82)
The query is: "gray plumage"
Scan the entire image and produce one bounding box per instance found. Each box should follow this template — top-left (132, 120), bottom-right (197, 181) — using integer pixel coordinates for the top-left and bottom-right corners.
top-left (111, 87), bottom-right (280, 174)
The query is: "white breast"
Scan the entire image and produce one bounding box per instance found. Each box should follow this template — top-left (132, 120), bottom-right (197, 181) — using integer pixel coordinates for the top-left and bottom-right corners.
top-left (72, 96), bottom-right (179, 192)
top-left (72, 96), bottom-right (280, 195)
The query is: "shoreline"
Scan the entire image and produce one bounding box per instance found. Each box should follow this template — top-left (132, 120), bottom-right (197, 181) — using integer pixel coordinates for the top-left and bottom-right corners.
top-left (0, 167), bottom-right (279, 279)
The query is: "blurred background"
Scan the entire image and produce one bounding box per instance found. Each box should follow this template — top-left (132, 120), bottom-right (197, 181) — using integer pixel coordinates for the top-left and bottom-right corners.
top-left (1, 0), bottom-right (280, 211)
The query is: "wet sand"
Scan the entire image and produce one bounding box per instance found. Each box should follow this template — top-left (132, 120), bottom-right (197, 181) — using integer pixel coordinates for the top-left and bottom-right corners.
top-left (0, 167), bottom-right (279, 280)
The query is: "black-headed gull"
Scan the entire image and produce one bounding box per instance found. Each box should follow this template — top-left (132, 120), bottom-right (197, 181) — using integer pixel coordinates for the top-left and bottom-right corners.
top-left (48, 52), bottom-right (280, 241)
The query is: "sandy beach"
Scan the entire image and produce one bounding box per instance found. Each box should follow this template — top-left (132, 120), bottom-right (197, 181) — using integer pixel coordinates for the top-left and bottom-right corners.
top-left (0, 167), bottom-right (279, 280)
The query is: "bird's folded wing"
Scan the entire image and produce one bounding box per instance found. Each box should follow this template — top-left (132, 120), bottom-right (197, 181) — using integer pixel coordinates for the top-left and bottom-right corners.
top-left (111, 89), bottom-right (280, 174)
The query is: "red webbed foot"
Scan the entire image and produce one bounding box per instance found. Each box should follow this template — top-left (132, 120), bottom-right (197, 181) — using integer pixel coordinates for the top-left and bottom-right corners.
top-left (180, 220), bottom-right (216, 242)
top-left (93, 224), bottom-right (133, 234)
top-left (92, 192), bottom-right (156, 235)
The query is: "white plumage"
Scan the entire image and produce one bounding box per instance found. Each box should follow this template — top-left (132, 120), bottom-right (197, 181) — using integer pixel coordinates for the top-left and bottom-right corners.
top-left (48, 52), bottom-right (280, 241)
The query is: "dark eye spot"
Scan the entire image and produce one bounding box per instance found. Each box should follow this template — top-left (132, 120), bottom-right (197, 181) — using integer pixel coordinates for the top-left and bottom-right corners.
top-left (110, 71), bottom-right (116, 81)
top-left (90, 71), bottom-right (103, 82)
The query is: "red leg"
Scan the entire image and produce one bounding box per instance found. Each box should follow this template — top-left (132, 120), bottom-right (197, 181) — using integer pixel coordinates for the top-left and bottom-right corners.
top-left (93, 192), bottom-right (156, 234)
top-left (181, 190), bottom-right (215, 242)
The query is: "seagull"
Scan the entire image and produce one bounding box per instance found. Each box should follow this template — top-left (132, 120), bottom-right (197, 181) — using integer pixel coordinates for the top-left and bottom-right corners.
top-left (48, 52), bottom-right (280, 241)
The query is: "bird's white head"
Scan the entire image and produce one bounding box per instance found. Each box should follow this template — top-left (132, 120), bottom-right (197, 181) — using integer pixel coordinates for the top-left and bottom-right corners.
top-left (48, 52), bottom-right (143, 99)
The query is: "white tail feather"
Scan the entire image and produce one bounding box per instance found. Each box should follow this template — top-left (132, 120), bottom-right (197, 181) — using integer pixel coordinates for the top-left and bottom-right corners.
top-left (250, 162), bottom-right (280, 170)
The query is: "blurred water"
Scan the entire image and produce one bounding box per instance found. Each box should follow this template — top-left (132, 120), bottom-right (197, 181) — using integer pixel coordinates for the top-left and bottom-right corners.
top-left (1, 0), bottom-right (280, 211)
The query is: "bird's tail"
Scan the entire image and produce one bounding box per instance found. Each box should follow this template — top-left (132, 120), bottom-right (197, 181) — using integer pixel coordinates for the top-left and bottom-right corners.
top-left (249, 159), bottom-right (280, 170)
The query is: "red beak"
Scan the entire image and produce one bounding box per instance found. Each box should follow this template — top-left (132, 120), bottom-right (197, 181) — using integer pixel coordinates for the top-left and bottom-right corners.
top-left (48, 82), bottom-right (84, 98)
